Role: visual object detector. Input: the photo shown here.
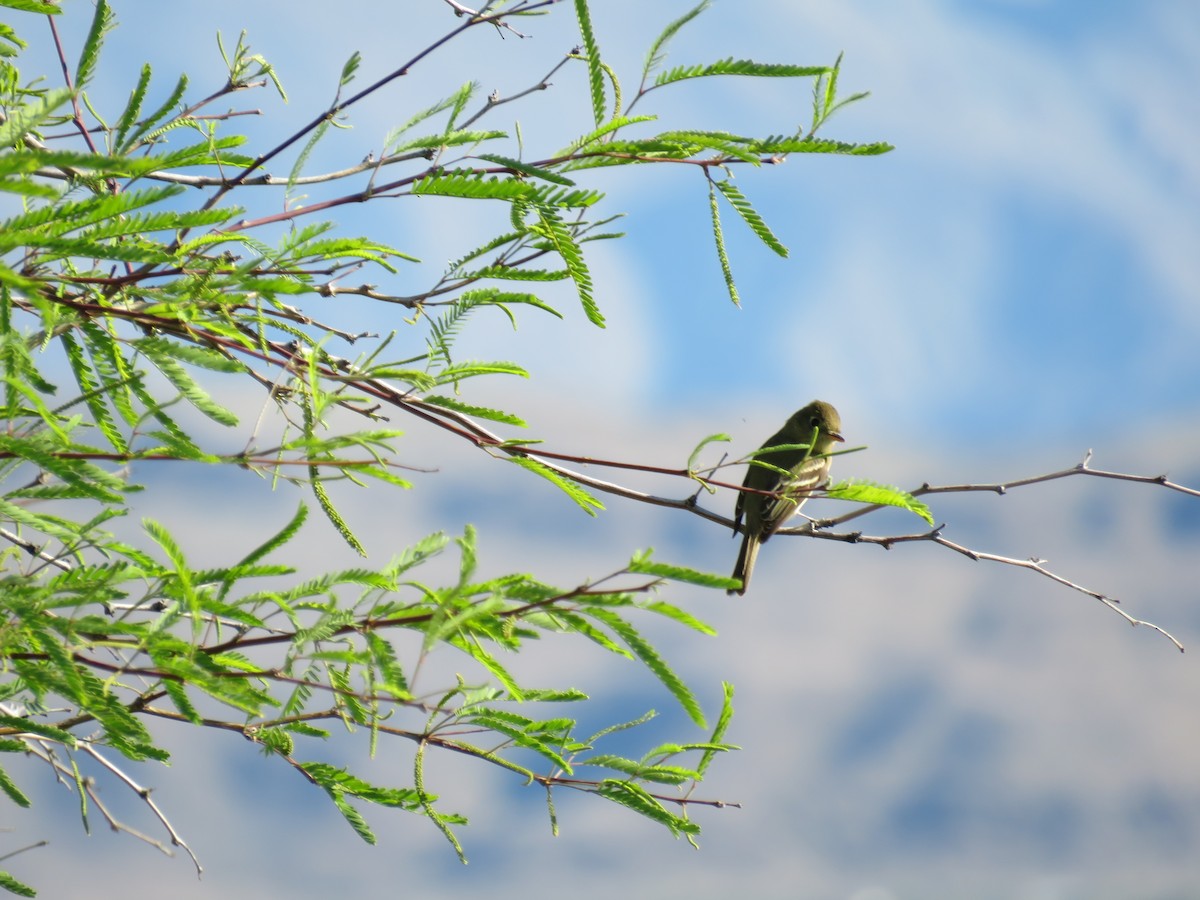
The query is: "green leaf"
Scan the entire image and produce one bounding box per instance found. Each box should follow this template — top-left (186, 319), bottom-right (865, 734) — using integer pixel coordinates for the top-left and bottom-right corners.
top-left (143, 518), bottom-right (198, 618)
top-left (288, 118), bottom-right (331, 192)
top-left (388, 128), bottom-right (506, 155)
top-left (573, 0), bottom-right (606, 127)
top-left (655, 57), bottom-right (827, 88)
top-left (521, 687), bottom-right (588, 703)
top-left (456, 524), bottom-right (477, 587)
top-left (558, 114), bottom-right (659, 156)
top-left (698, 682), bottom-right (735, 777)
top-left (824, 479), bottom-right (935, 525)
top-left (122, 72), bottom-right (189, 151)
top-left (222, 504), bottom-right (305, 598)
top-left (384, 81), bottom-right (476, 150)
top-left (642, 0), bottom-right (712, 84)
top-left (411, 170), bottom-right (538, 202)
top-left (708, 178), bottom-right (739, 305)
top-left (585, 710), bottom-right (657, 744)
top-left (15, 233), bottom-right (175, 265)
top-left (465, 711), bottom-right (571, 770)
top-left (365, 632), bottom-right (409, 698)
top-left (628, 550), bottom-right (731, 594)
top-left (136, 339), bottom-right (238, 427)
top-left (76, 0), bottom-right (114, 89)
top-left (509, 456), bottom-right (604, 516)
top-left (58, 330), bottom-right (128, 452)
top-left (0, 0), bottom-right (59, 11)
top-left (0, 88), bottom-right (73, 149)
top-left (414, 740), bottom-right (467, 863)
top-left (301, 763), bottom-right (421, 809)
top-left (113, 62), bottom-right (152, 152)
top-left (579, 754), bottom-right (697, 785)
top-left (686, 432), bottom-right (730, 478)
top-left (332, 790), bottom-right (377, 844)
top-left (300, 763), bottom-right (396, 844)
top-left (148, 135), bottom-right (251, 171)
top-left (588, 608), bottom-right (705, 728)
top-left (474, 154), bottom-right (575, 186)
top-left (714, 179), bottom-right (788, 257)
top-left (433, 360), bottom-right (528, 385)
top-left (2, 184), bottom-right (180, 236)
top-left (546, 609), bottom-right (630, 657)
top-left (465, 265), bottom-right (570, 283)
top-left (0, 438), bottom-right (125, 504)
top-left (0, 715), bottom-right (78, 746)
top-left (420, 395), bottom-right (526, 427)
top-left (143, 339), bottom-right (242, 373)
top-left (764, 136), bottom-right (893, 157)
top-left (597, 779), bottom-right (700, 836)
top-left (0, 870), bottom-right (36, 898)
top-left (0, 496), bottom-right (79, 543)
top-left (0, 764), bottom-right (30, 808)
top-left (652, 129), bottom-right (765, 164)
top-left (424, 597), bottom-right (503, 653)
top-left (532, 205), bottom-right (603, 326)
top-left (641, 600), bottom-right (717, 636)
top-left (162, 678), bottom-right (201, 724)
top-left (339, 51), bottom-right (361, 87)
top-left (456, 637), bottom-right (523, 699)
top-left (446, 231), bottom-right (523, 275)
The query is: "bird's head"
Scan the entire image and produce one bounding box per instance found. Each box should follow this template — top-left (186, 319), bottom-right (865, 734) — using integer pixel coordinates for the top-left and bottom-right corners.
top-left (793, 400), bottom-right (844, 446)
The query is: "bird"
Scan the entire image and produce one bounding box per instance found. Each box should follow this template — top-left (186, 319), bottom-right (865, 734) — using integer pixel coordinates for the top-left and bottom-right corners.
top-left (729, 400), bottom-right (843, 595)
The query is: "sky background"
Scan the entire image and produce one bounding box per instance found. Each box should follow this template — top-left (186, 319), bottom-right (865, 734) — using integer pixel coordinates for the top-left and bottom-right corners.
top-left (8, 1), bottom-right (1200, 898)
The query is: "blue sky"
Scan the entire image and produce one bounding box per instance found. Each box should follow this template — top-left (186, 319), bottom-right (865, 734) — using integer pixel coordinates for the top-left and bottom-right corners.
top-left (10, 1), bottom-right (1200, 898)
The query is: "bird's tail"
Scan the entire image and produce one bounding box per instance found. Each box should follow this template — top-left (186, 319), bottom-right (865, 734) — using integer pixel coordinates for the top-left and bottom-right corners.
top-left (728, 532), bottom-right (760, 596)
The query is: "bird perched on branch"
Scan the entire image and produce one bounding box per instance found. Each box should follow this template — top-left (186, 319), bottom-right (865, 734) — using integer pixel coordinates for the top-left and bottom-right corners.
top-left (729, 400), bottom-right (843, 595)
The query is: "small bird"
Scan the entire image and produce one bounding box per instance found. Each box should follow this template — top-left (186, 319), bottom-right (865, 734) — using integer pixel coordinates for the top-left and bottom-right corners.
top-left (729, 400), bottom-right (844, 595)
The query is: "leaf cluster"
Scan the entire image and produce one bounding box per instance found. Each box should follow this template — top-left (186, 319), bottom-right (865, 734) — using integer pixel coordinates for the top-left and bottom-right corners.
top-left (0, 0), bottom-right (889, 883)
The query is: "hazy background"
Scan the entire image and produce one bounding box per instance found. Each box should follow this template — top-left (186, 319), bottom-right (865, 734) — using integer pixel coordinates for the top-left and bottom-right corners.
top-left (9, 2), bottom-right (1200, 897)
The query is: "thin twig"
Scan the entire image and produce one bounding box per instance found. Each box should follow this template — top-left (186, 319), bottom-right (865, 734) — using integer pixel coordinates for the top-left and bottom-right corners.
top-left (76, 742), bottom-right (203, 876)
top-left (0, 527), bottom-right (73, 571)
top-left (0, 840), bottom-right (48, 864)
top-left (828, 448), bottom-right (1200, 530)
top-left (784, 521), bottom-right (1186, 652)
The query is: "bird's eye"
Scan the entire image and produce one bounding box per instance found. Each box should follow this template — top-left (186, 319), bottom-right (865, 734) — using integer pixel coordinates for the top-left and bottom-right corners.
top-left (810, 417), bottom-right (819, 427)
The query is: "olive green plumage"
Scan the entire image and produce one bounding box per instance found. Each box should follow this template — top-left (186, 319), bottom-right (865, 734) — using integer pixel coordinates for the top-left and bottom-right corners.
top-left (729, 400), bottom-right (844, 595)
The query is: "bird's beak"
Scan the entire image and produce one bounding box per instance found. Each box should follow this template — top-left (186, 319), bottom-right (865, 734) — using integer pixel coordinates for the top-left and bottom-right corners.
top-left (828, 430), bottom-right (845, 443)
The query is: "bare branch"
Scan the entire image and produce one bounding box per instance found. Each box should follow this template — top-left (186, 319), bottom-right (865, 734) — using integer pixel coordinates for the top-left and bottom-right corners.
top-left (76, 742), bottom-right (202, 875)
top-left (777, 521), bottom-right (1186, 652)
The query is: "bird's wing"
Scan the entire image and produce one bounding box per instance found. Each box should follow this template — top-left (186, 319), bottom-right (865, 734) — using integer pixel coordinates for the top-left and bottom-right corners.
top-left (760, 455), bottom-right (829, 537)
